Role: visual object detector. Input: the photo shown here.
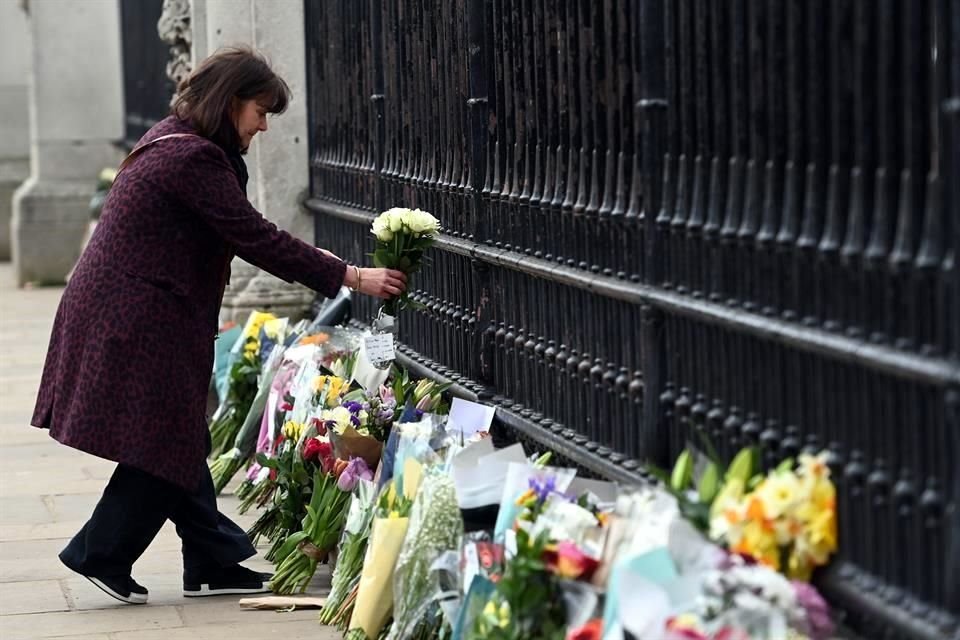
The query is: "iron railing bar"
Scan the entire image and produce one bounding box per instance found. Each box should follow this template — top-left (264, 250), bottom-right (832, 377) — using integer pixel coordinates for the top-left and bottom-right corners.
top-left (308, 196), bottom-right (960, 387)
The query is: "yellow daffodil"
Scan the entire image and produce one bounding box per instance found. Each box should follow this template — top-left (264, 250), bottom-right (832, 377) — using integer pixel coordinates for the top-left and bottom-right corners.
top-left (755, 472), bottom-right (801, 519)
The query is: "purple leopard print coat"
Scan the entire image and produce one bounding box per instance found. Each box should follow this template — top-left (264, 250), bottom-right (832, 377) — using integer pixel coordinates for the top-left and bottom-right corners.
top-left (31, 116), bottom-right (346, 490)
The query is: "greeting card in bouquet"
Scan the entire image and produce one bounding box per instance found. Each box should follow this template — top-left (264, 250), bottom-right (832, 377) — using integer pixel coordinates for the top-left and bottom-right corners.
top-left (451, 574), bottom-right (497, 640)
top-left (568, 477), bottom-right (620, 507)
top-left (351, 335), bottom-right (391, 390)
top-left (446, 397), bottom-right (496, 442)
top-left (452, 442), bottom-right (527, 509)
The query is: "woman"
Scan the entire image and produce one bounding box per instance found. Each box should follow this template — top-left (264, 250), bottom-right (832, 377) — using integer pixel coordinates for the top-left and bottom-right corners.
top-left (30, 47), bottom-right (406, 604)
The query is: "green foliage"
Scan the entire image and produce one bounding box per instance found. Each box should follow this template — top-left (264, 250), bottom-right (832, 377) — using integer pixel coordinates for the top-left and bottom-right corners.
top-left (467, 529), bottom-right (567, 640)
top-left (647, 434), bottom-right (761, 534)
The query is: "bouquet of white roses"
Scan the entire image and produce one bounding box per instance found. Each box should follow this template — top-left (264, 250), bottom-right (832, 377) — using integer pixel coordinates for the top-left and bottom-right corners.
top-left (370, 207), bottom-right (441, 316)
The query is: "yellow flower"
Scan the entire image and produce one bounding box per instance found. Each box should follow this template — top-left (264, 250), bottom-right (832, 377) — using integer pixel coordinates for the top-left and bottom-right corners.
top-left (386, 482), bottom-right (397, 508)
top-left (481, 600), bottom-right (510, 628)
top-left (787, 548), bottom-right (815, 581)
top-left (733, 518), bottom-right (780, 569)
top-left (242, 311), bottom-right (277, 340)
top-left (756, 472), bottom-right (802, 519)
top-left (282, 421), bottom-right (305, 441)
top-left (514, 488), bottom-right (535, 507)
top-left (389, 510), bottom-right (400, 519)
top-left (313, 375), bottom-right (328, 393)
top-left (709, 478), bottom-right (748, 542)
top-left (314, 376), bottom-right (347, 407)
top-left (803, 508), bottom-right (837, 554)
top-left (326, 377), bottom-right (347, 407)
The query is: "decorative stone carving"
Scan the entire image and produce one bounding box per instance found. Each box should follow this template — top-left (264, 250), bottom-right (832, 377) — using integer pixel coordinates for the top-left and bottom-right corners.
top-left (158, 0), bottom-right (192, 102)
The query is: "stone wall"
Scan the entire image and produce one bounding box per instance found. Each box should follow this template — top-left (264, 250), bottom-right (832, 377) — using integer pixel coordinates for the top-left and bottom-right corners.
top-left (0, 1), bottom-right (31, 262)
top-left (192, 0), bottom-right (318, 323)
top-left (11, 0), bottom-right (125, 285)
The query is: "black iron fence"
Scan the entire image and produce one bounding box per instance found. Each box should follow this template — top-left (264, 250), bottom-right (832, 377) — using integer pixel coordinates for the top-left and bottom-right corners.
top-left (118, 0), bottom-right (174, 148)
top-left (304, 1), bottom-right (960, 637)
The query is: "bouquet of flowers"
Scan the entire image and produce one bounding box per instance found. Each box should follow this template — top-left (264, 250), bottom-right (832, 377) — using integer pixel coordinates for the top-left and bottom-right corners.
top-left (390, 367), bottom-right (451, 418)
top-left (465, 528), bottom-right (568, 640)
top-left (208, 311), bottom-right (277, 457)
top-left (235, 358), bottom-right (301, 506)
top-left (347, 459), bottom-right (423, 639)
top-left (708, 452), bottom-right (838, 581)
top-left (665, 555), bottom-right (835, 640)
top-left (246, 420), bottom-right (317, 559)
top-left (209, 338), bottom-right (289, 494)
top-left (269, 456), bottom-right (373, 594)
top-left (370, 207), bottom-right (441, 316)
top-left (325, 398), bottom-right (388, 470)
top-left (386, 468), bottom-right (464, 640)
top-left (319, 478), bottom-right (378, 626)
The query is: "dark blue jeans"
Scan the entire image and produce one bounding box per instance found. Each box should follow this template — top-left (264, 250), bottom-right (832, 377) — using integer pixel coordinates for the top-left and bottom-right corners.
top-left (60, 462), bottom-right (255, 578)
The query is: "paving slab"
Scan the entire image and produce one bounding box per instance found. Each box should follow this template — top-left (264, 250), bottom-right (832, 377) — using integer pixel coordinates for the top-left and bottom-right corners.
top-left (0, 579), bottom-right (70, 615)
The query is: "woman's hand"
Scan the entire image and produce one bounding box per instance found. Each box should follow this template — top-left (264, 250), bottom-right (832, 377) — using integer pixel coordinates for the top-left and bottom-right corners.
top-left (343, 266), bottom-right (407, 299)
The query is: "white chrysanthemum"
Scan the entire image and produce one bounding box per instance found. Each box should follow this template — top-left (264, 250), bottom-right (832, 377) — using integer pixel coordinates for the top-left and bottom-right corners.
top-left (323, 406), bottom-right (354, 434)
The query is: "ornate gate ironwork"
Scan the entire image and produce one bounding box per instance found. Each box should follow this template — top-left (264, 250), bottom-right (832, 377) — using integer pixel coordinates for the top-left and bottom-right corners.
top-left (118, 0), bottom-right (174, 148)
top-left (303, 1), bottom-right (960, 637)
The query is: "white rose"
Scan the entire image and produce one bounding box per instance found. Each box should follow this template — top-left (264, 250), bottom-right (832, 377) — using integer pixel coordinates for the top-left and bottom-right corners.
top-left (382, 207), bottom-right (406, 232)
top-left (371, 216), bottom-right (393, 242)
top-left (402, 208), bottom-right (440, 235)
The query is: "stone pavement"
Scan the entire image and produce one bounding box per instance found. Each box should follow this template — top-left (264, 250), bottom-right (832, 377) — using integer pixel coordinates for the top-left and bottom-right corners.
top-left (0, 264), bottom-right (339, 639)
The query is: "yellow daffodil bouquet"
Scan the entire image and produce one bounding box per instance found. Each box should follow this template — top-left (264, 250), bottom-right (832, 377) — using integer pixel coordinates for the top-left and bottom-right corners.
top-left (709, 452), bottom-right (839, 581)
top-left (370, 207), bottom-right (441, 316)
top-left (208, 311), bottom-right (277, 458)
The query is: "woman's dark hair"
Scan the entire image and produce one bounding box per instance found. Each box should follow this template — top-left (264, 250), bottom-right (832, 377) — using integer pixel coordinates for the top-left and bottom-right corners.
top-left (173, 46), bottom-right (291, 151)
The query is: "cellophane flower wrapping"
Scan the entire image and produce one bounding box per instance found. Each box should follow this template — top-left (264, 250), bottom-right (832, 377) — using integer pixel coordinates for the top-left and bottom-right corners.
top-left (208, 311), bottom-right (277, 457)
top-left (208, 341), bottom-right (288, 494)
top-left (385, 468), bottom-right (464, 640)
top-left (347, 458), bottom-right (424, 639)
top-left (320, 478), bottom-right (378, 625)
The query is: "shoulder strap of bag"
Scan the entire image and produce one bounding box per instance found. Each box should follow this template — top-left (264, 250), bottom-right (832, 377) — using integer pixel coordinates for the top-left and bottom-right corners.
top-left (117, 132), bottom-right (203, 175)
